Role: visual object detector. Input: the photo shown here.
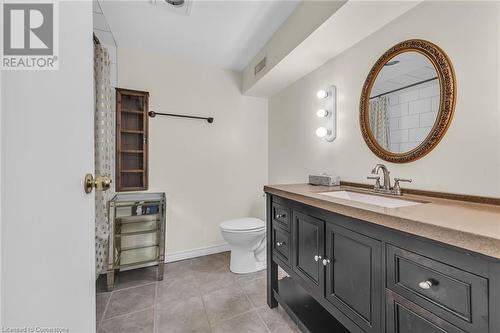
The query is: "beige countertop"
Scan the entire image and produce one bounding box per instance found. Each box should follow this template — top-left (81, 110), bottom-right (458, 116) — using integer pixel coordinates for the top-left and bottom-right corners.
top-left (264, 184), bottom-right (500, 260)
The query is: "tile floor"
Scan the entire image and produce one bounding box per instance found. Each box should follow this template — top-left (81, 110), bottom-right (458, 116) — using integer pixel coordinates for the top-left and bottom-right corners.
top-left (96, 252), bottom-right (299, 333)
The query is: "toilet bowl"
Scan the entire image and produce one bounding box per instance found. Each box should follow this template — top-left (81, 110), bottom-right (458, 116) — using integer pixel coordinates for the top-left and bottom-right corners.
top-left (220, 218), bottom-right (266, 274)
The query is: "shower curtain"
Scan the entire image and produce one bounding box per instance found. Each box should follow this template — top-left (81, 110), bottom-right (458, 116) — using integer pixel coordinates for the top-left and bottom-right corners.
top-left (94, 42), bottom-right (115, 279)
top-left (369, 96), bottom-right (390, 150)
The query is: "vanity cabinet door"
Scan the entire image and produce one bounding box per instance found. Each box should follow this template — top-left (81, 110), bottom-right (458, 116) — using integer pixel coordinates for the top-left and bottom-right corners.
top-left (325, 223), bottom-right (382, 333)
top-left (292, 211), bottom-right (325, 297)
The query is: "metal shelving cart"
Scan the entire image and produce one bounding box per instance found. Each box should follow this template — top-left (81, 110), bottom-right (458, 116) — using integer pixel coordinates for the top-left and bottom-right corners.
top-left (107, 192), bottom-right (165, 291)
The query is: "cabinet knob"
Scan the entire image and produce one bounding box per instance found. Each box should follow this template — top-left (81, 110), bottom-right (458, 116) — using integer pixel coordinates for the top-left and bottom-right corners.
top-left (275, 214), bottom-right (286, 219)
top-left (276, 241), bottom-right (285, 247)
top-left (314, 255), bottom-right (322, 262)
top-left (418, 280), bottom-right (433, 290)
top-left (322, 258), bottom-right (331, 266)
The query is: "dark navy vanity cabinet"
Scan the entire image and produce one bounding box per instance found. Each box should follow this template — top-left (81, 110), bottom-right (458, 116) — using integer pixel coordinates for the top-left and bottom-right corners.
top-left (266, 194), bottom-right (500, 333)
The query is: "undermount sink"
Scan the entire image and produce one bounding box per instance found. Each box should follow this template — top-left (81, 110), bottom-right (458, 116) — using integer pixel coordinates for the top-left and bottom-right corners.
top-left (318, 191), bottom-right (423, 208)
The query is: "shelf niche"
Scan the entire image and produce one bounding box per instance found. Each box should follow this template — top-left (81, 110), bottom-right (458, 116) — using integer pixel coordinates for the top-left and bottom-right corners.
top-left (116, 88), bottom-right (149, 191)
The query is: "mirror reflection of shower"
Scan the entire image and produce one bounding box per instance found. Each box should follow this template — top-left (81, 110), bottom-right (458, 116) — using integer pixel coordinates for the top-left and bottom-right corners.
top-left (369, 52), bottom-right (439, 153)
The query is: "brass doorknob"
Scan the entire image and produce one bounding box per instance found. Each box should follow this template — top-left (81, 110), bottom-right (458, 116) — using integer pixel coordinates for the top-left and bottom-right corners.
top-left (84, 174), bottom-right (112, 193)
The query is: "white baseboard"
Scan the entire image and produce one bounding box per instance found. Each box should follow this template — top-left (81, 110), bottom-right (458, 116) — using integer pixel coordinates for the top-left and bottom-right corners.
top-left (165, 243), bottom-right (231, 263)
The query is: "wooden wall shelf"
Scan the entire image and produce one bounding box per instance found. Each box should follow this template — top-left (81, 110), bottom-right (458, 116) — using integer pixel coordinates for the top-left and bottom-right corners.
top-left (116, 88), bottom-right (149, 192)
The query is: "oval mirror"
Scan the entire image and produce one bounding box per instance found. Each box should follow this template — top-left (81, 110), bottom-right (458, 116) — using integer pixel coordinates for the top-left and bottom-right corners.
top-left (359, 39), bottom-right (456, 163)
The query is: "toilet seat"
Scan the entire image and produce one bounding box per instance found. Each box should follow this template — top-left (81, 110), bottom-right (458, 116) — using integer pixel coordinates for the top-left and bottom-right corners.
top-left (220, 218), bottom-right (265, 233)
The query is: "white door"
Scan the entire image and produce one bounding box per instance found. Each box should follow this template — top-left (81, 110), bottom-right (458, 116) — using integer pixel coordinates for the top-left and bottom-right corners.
top-left (1, 2), bottom-right (95, 331)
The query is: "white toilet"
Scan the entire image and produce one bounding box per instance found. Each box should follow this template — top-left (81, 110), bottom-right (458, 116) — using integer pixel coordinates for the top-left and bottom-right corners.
top-left (220, 217), bottom-right (266, 274)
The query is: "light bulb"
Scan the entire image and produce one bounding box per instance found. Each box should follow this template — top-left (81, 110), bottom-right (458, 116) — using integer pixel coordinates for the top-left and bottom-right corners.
top-left (316, 109), bottom-right (329, 118)
top-left (316, 89), bottom-right (328, 99)
top-left (316, 127), bottom-right (329, 138)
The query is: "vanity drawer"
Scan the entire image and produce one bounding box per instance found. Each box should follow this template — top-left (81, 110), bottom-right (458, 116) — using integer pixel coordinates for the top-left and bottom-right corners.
top-left (386, 289), bottom-right (465, 333)
top-left (272, 226), bottom-right (290, 266)
top-left (387, 245), bottom-right (488, 332)
top-left (272, 202), bottom-right (290, 231)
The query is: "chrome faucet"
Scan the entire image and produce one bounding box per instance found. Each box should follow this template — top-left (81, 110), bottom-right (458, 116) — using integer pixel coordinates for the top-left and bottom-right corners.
top-left (371, 164), bottom-right (391, 190)
top-left (367, 164), bottom-right (412, 196)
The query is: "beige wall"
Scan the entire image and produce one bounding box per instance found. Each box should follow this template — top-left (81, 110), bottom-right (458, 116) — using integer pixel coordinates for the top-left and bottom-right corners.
top-left (269, 1), bottom-right (500, 197)
top-left (118, 48), bottom-right (268, 255)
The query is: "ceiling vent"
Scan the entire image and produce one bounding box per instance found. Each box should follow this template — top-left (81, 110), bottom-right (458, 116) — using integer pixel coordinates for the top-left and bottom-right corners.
top-left (254, 57), bottom-right (267, 76)
top-left (154, 0), bottom-right (192, 16)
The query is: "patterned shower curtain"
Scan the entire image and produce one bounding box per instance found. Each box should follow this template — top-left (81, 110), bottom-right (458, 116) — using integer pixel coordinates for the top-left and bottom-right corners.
top-left (94, 42), bottom-right (115, 279)
top-left (369, 96), bottom-right (390, 150)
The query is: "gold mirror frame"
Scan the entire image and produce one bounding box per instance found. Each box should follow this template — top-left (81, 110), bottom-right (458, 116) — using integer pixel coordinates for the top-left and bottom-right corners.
top-left (359, 39), bottom-right (456, 163)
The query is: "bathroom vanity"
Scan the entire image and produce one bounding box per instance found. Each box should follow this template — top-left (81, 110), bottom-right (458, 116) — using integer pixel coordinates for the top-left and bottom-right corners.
top-left (265, 184), bottom-right (500, 333)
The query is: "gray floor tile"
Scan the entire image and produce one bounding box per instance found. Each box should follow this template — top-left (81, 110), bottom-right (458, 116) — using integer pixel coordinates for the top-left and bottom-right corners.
top-left (206, 251), bottom-right (230, 262)
top-left (241, 277), bottom-right (267, 308)
top-left (202, 284), bottom-right (253, 324)
top-left (96, 292), bottom-right (111, 324)
top-left (104, 284), bottom-right (156, 319)
top-left (164, 259), bottom-right (194, 279)
top-left (113, 266), bottom-right (159, 291)
top-left (96, 274), bottom-right (110, 294)
top-left (235, 269), bottom-right (265, 285)
top-left (96, 252), bottom-right (281, 333)
top-left (212, 311), bottom-right (268, 333)
top-left (193, 268), bottom-right (239, 295)
top-left (191, 252), bottom-right (229, 274)
top-left (157, 295), bottom-right (210, 333)
top-left (99, 308), bottom-right (154, 333)
top-left (157, 273), bottom-right (200, 303)
top-left (257, 305), bottom-right (300, 333)
top-left (97, 266), bottom-right (160, 293)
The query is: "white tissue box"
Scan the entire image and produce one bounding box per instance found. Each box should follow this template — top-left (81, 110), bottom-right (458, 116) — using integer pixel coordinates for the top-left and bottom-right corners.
top-left (309, 174), bottom-right (340, 186)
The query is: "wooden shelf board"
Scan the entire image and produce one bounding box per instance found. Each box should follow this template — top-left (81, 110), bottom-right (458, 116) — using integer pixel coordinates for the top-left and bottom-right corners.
top-left (121, 129), bottom-right (144, 134)
top-left (121, 149), bottom-right (144, 154)
top-left (274, 277), bottom-right (350, 333)
top-left (122, 109), bottom-right (144, 114)
top-left (119, 186), bottom-right (147, 191)
top-left (121, 169), bottom-right (144, 173)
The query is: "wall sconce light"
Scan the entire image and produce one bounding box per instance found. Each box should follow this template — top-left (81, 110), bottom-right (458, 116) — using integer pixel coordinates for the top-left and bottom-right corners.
top-left (315, 127), bottom-right (330, 138)
top-left (315, 86), bottom-right (337, 142)
top-left (316, 109), bottom-right (329, 118)
top-left (316, 89), bottom-right (329, 99)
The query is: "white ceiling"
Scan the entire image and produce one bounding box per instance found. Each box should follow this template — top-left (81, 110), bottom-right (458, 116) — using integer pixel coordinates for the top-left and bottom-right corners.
top-left (97, 0), bottom-right (300, 70)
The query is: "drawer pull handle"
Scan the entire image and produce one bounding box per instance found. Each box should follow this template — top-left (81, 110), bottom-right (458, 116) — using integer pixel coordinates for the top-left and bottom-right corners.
top-left (322, 258), bottom-right (331, 266)
top-left (418, 280), bottom-right (433, 290)
top-left (276, 241), bottom-right (285, 247)
top-left (314, 255), bottom-right (322, 262)
top-left (275, 214), bottom-right (286, 219)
